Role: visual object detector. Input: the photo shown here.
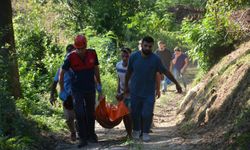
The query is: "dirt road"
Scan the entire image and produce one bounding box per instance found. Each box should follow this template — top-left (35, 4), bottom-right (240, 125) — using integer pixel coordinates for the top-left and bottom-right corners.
top-left (54, 66), bottom-right (207, 150)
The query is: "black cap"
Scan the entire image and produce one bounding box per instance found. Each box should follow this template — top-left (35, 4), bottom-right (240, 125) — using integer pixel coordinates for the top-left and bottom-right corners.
top-left (66, 44), bottom-right (75, 53)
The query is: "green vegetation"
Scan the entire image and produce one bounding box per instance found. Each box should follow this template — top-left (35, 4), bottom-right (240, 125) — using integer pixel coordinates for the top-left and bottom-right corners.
top-left (0, 0), bottom-right (249, 149)
top-left (226, 100), bottom-right (250, 150)
top-left (179, 120), bottom-right (195, 134)
top-left (180, 0), bottom-right (250, 72)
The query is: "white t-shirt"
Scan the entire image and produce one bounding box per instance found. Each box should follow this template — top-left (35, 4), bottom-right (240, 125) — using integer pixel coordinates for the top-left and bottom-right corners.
top-left (116, 61), bottom-right (127, 94)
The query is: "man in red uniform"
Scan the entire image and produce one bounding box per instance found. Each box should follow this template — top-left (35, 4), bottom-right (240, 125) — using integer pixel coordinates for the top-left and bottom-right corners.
top-left (59, 35), bottom-right (102, 148)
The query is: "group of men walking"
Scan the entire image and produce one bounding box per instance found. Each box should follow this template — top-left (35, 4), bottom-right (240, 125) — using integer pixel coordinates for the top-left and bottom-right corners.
top-left (155, 41), bottom-right (189, 93)
top-left (49, 35), bottom-right (188, 148)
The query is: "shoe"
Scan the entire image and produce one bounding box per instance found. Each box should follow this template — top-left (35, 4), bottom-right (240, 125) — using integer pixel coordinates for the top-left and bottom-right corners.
top-left (87, 134), bottom-right (98, 143)
top-left (76, 133), bottom-right (80, 140)
top-left (70, 132), bottom-right (76, 141)
top-left (77, 139), bottom-right (87, 148)
top-left (161, 90), bottom-right (166, 95)
top-left (184, 84), bottom-right (187, 92)
top-left (132, 130), bottom-right (140, 140)
top-left (142, 133), bottom-right (150, 142)
top-left (88, 137), bottom-right (98, 143)
top-left (125, 134), bottom-right (132, 139)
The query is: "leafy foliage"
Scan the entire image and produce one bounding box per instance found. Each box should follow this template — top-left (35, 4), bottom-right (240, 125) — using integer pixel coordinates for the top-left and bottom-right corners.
top-left (0, 48), bottom-right (16, 136)
top-left (0, 50), bottom-right (53, 149)
top-left (180, 0), bottom-right (249, 72)
top-left (1, 0), bottom-right (249, 149)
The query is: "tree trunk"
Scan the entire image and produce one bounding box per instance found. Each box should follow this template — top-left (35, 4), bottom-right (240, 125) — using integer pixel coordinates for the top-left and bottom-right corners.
top-left (0, 0), bottom-right (21, 99)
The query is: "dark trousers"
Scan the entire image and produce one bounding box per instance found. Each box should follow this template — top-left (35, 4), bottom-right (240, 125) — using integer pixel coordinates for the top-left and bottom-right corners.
top-left (130, 94), bottom-right (155, 133)
top-left (72, 91), bottom-right (96, 141)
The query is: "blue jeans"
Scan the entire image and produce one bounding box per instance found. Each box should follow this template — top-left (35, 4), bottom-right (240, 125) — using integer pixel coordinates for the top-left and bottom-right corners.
top-left (130, 95), bottom-right (155, 133)
top-left (161, 75), bottom-right (172, 92)
top-left (72, 91), bottom-right (96, 141)
top-left (173, 68), bottom-right (187, 89)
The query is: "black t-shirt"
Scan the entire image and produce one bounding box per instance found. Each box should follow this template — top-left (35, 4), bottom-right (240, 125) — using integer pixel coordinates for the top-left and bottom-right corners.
top-left (155, 48), bottom-right (172, 70)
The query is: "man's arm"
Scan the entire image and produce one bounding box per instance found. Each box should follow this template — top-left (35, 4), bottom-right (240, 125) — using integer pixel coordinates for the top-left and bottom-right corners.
top-left (181, 58), bottom-right (189, 74)
top-left (94, 65), bottom-right (102, 94)
top-left (164, 69), bottom-right (178, 85)
top-left (124, 69), bottom-right (132, 96)
top-left (169, 61), bottom-right (173, 73)
top-left (94, 66), bottom-right (101, 85)
top-left (49, 81), bottom-right (58, 105)
top-left (155, 72), bottom-right (161, 99)
top-left (50, 69), bottom-right (60, 105)
top-left (125, 53), bottom-right (134, 96)
top-left (60, 53), bottom-right (71, 92)
top-left (59, 69), bottom-right (65, 92)
top-left (117, 76), bottom-right (121, 94)
top-left (116, 76), bottom-right (124, 101)
top-left (163, 69), bottom-right (182, 93)
top-left (172, 56), bottom-right (177, 65)
top-left (157, 58), bottom-right (182, 93)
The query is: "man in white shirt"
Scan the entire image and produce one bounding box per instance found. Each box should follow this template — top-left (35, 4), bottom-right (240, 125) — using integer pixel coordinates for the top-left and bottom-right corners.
top-left (116, 47), bottom-right (133, 138)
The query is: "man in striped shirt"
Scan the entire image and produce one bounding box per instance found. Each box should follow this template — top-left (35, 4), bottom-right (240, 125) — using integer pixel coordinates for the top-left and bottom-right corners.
top-left (116, 47), bottom-right (133, 138)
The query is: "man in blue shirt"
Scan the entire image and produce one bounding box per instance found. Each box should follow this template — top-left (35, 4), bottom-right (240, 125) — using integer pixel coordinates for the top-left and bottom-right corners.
top-left (124, 36), bottom-right (182, 142)
top-left (49, 44), bottom-right (77, 141)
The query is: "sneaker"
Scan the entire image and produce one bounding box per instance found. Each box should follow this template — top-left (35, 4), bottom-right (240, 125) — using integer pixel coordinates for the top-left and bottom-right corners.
top-left (161, 90), bottom-right (166, 95)
top-left (132, 130), bottom-right (140, 140)
top-left (77, 139), bottom-right (87, 148)
top-left (184, 84), bottom-right (187, 92)
top-left (70, 132), bottom-right (76, 141)
top-left (76, 133), bottom-right (80, 140)
top-left (125, 134), bottom-right (132, 139)
top-left (142, 133), bottom-right (150, 142)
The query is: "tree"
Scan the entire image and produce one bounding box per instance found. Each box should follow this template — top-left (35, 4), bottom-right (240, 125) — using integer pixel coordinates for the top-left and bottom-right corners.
top-left (0, 0), bottom-right (21, 99)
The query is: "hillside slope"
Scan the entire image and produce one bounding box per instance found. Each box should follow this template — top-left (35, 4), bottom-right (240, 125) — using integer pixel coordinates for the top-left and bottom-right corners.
top-left (177, 40), bottom-right (250, 149)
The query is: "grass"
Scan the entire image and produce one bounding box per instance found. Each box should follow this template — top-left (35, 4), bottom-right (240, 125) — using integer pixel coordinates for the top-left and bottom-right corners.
top-left (0, 114), bottom-right (54, 150)
top-left (0, 92), bottom-right (67, 150)
top-left (159, 92), bottom-right (173, 104)
top-left (120, 138), bottom-right (134, 146)
top-left (179, 120), bottom-right (195, 134)
top-left (128, 140), bottom-right (143, 150)
top-left (0, 136), bottom-right (37, 150)
top-left (233, 101), bottom-right (250, 149)
top-left (16, 94), bottom-right (66, 133)
top-left (234, 133), bottom-right (250, 149)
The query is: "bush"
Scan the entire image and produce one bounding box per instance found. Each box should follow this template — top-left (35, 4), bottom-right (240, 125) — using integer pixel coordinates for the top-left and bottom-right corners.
top-left (0, 51), bottom-right (17, 136)
top-left (101, 73), bottom-right (118, 103)
top-left (180, 0), bottom-right (249, 72)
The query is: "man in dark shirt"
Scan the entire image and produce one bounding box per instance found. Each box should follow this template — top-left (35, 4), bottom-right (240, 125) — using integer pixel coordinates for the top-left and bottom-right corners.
top-left (172, 47), bottom-right (189, 91)
top-left (155, 41), bottom-right (172, 94)
top-left (59, 35), bottom-right (102, 148)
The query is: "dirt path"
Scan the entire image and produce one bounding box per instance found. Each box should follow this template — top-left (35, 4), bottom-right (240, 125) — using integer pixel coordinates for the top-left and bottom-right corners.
top-left (54, 65), bottom-right (207, 150)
